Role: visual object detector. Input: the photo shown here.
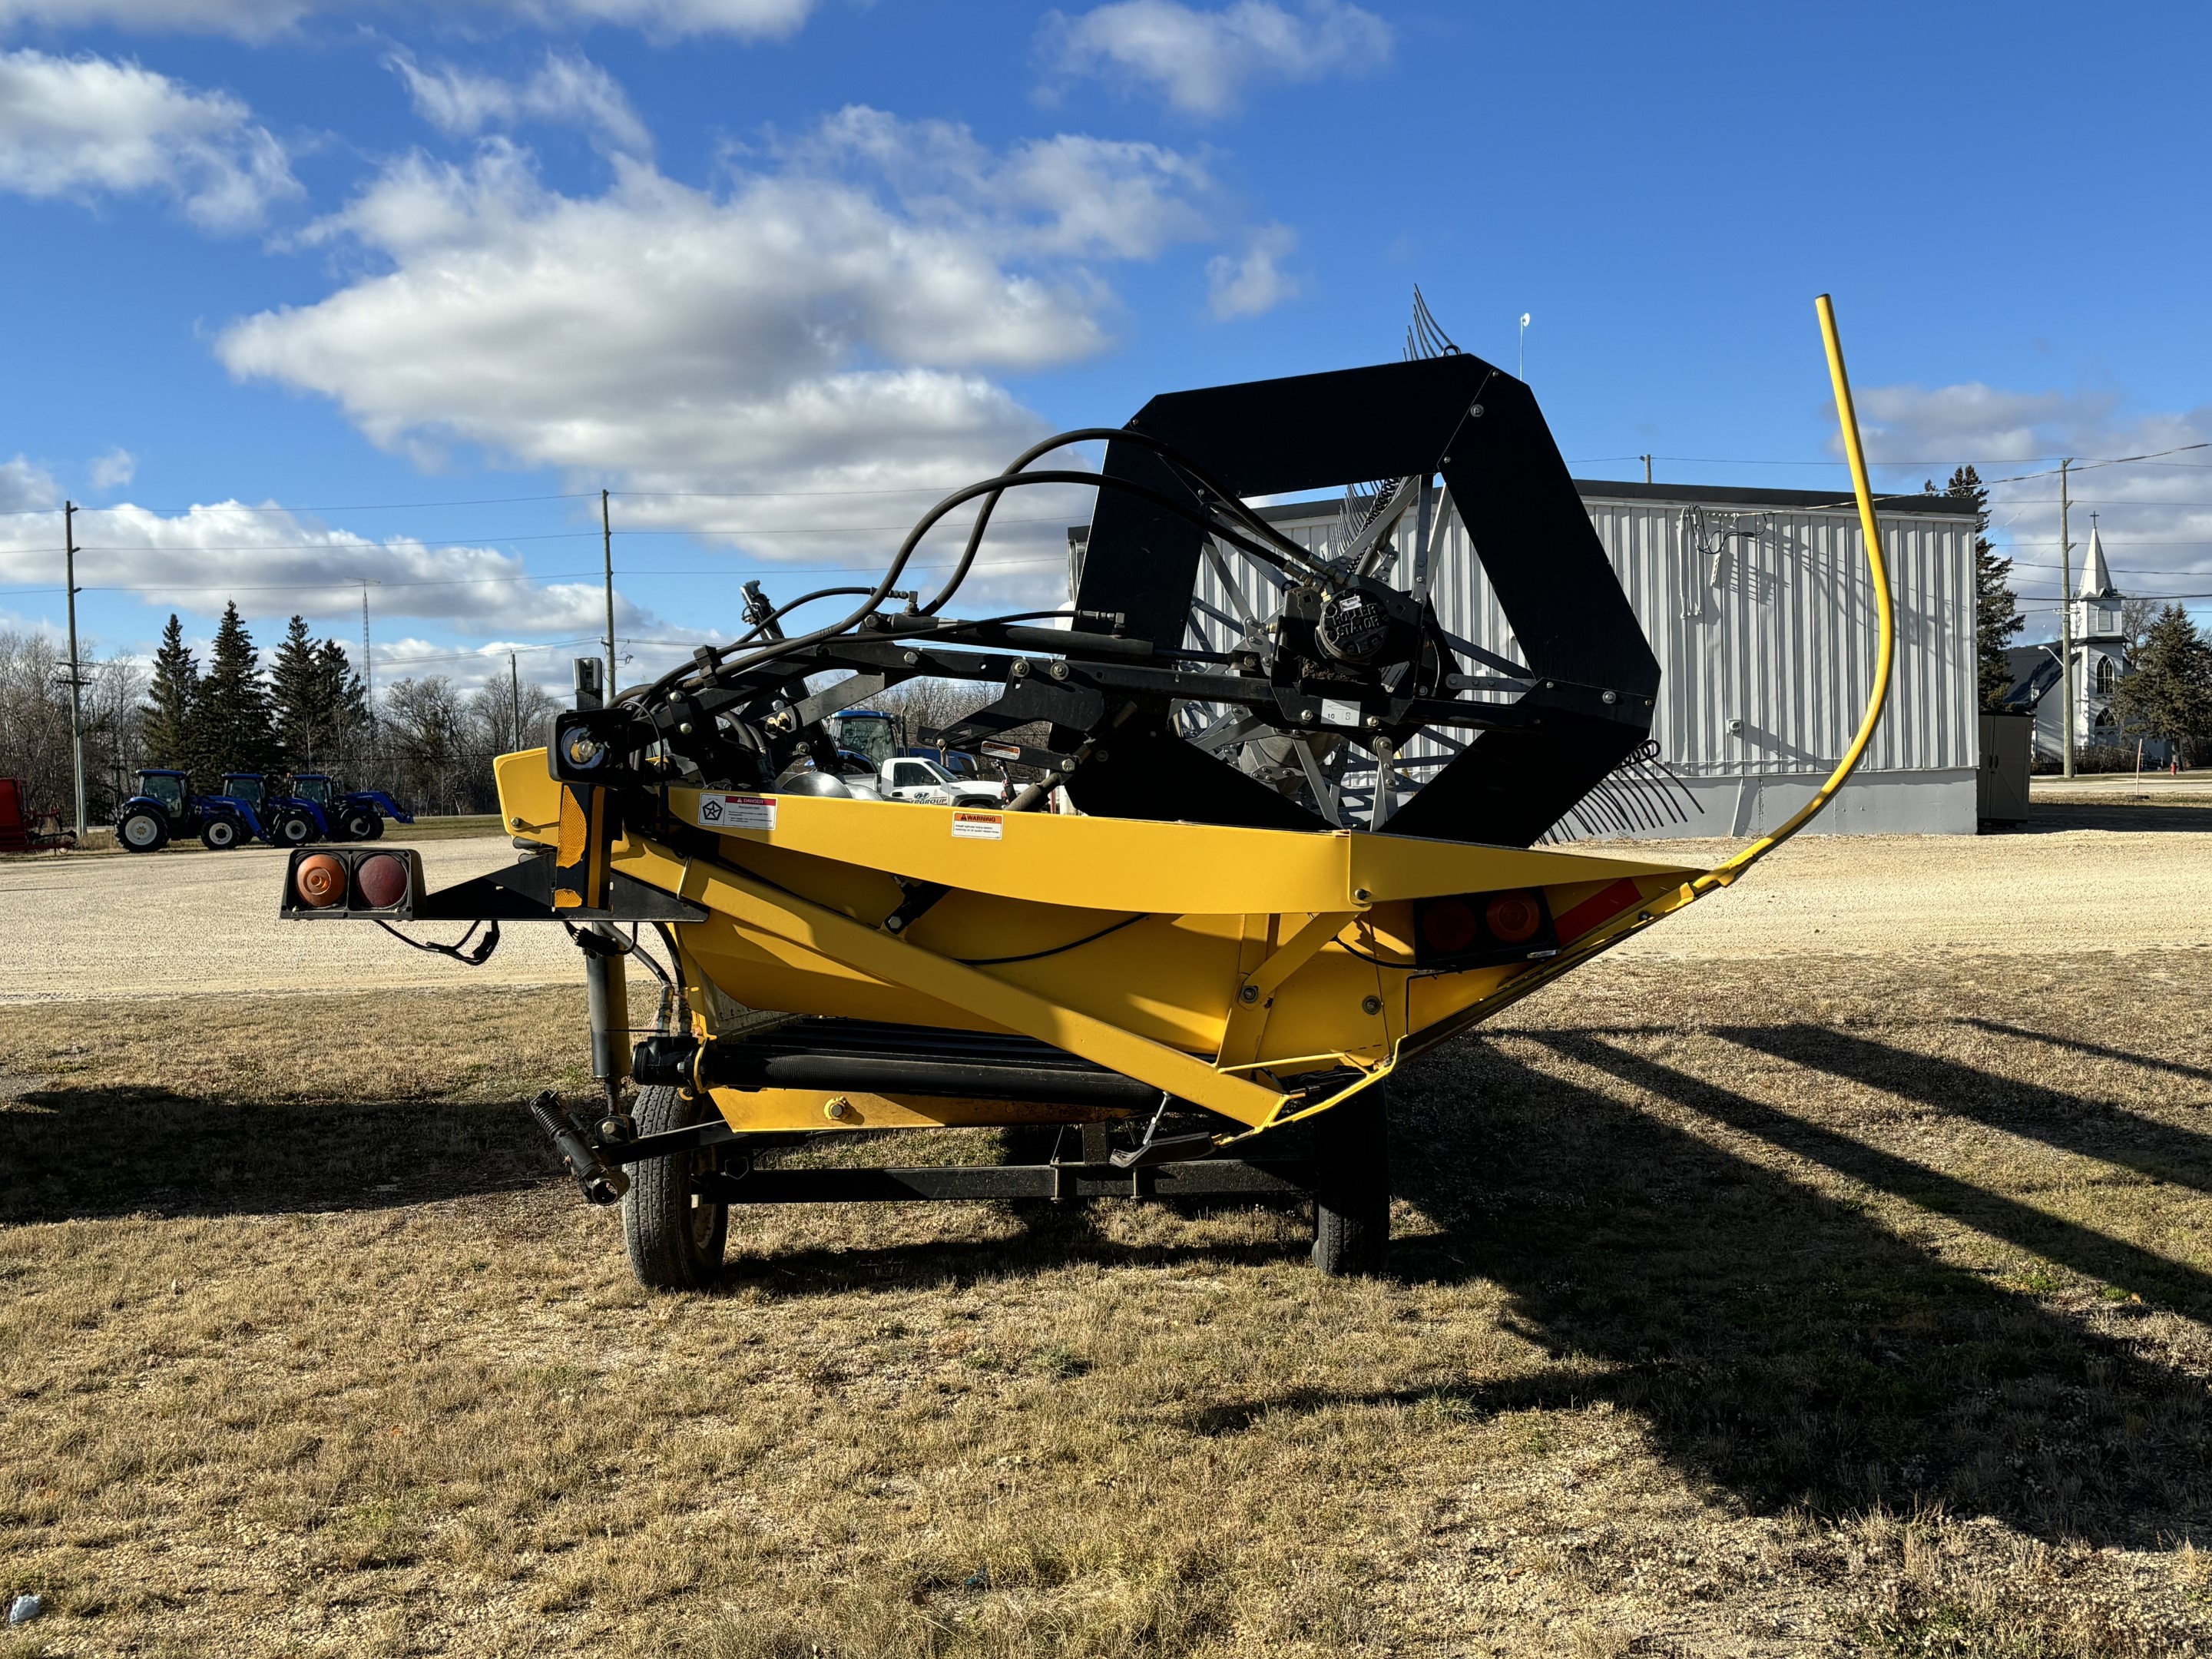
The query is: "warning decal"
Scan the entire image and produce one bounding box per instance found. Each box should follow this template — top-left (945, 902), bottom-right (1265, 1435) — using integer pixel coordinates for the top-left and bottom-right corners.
top-left (951, 811), bottom-right (1005, 841)
top-left (694, 793), bottom-right (777, 832)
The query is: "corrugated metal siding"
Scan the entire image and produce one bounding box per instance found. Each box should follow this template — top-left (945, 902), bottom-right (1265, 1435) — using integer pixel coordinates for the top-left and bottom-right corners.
top-left (1184, 488), bottom-right (1978, 781)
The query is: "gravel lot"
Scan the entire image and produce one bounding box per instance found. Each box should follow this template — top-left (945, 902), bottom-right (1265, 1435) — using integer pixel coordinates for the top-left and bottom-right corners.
top-left (4, 817), bottom-right (2207, 1002)
top-left (0, 839), bottom-right (579, 1002)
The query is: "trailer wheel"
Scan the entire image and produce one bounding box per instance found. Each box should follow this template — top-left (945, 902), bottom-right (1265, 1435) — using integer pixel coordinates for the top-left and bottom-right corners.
top-left (1310, 1086), bottom-right (1391, 1277)
top-left (199, 815), bottom-right (242, 851)
top-left (623, 1084), bottom-right (728, 1290)
top-left (118, 809), bottom-right (169, 853)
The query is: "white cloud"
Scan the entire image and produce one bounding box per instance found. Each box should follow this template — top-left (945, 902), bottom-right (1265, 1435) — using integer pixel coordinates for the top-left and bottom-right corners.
top-left (392, 50), bottom-right (653, 157)
top-left (215, 113), bottom-right (1250, 596)
top-left (1854, 381), bottom-right (2212, 623)
top-left (0, 48), bottom-right (298, 230)
top-left (0, 456), bottom-right (59, 513)
top-left (1042, 0), bottom-right (1392, 116)
top-left (0, 0), bottom-right (815, 41)
top-left (0, 498), bottom-right (677, 639)
top-left (1205, 222), bottom-right (1295, 318)
top-left (90, 448), bottom-right (137, 490)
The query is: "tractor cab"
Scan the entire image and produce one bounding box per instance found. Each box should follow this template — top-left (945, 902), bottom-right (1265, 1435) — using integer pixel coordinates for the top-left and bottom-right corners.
top-left (289, 773), bottom-right (334, 806)
top-left (137, 769), bottom-right (190, 816)
top-left (826, 709), bottom-right (896, 770)
top-left (220, 773), bottom-right (267, 810)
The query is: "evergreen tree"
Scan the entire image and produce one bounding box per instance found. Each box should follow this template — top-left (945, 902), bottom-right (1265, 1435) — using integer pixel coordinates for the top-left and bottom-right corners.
top-left (142, 613), bottom-right (204, 780)
top-left (2111, 604), bottom-right (2212, 765)
top-left (196, 602), bottom-right (282, 778)
top-left (268, 614), bottom-right (322, 768)
top-left (310, 637), bottom-right (370, 776)
top-left (1928, 466), bottom-right (2022, 711)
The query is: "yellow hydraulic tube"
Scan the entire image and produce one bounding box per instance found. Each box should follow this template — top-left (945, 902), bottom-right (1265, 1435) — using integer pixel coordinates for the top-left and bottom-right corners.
top-left (1405, 291), bottom-right (1896, 1040)
top-left (1690, 292), bottom-right (1896, 896)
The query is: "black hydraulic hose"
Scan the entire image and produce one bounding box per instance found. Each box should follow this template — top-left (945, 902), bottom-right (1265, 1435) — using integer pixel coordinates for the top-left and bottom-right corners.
top-left (647, 469), bottom-right (1313, 699)
top-left (631, 426), bottom-right (1333, 709)
top-left (921, 426), bottom-right (1327, 618)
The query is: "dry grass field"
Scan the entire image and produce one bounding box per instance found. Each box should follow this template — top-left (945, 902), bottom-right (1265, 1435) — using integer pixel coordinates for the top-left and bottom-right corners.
top-left (5, 811), bottom-right (2212, 1655)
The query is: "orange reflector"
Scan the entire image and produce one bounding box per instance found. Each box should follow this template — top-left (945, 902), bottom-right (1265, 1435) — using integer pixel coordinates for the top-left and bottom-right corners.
top-left (356, 853), bottom-right (409, 909)
top-left (295, 853), bottom-right (347, 908)
top-left (1485, 891), bottom-right (1542, 945)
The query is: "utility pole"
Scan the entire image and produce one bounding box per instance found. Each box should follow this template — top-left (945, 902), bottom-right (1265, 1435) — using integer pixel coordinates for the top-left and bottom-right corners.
top-left (360, 583), bottom-right (374, 708)
top-left (601, 488), bottom-right (617, 697)
top-left (63, 501), bottom-right (86, 838)
top-left (509, 651), bottom-right (522, 748)
top-left (2059, 458), bottom-right (2075, 780)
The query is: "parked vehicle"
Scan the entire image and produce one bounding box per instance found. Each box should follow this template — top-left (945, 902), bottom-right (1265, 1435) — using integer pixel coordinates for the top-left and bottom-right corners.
top-left (283, 773), bottom-right (415, 843)
top-left (117, 770), bottom-right (191, 852)
top-left (876, 753), bottom-right (1009, 807)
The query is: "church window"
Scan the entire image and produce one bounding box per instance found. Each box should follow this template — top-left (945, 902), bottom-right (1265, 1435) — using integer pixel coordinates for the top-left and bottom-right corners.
top-left (2096, 658), bottom-right (2115, 695)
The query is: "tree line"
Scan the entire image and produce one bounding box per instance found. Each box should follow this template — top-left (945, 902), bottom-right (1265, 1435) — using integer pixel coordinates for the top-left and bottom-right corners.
top-left (0, 602), bottom-right (561, 822)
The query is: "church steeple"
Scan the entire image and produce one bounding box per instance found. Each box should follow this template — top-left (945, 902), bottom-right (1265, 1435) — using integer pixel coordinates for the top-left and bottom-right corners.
top-left (2078, 515), bottom-right (2118, 600)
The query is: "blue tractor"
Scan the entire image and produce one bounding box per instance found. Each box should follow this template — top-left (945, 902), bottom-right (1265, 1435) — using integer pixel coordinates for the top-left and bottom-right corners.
top-left (114, 768), bottom-right (276, 852)
top-left (280, 773), bottom-right (413, 843)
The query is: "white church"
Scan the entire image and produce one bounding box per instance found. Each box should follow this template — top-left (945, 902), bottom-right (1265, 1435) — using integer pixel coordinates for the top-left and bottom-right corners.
top-left (2006, 520), bottom-right (2137, 762)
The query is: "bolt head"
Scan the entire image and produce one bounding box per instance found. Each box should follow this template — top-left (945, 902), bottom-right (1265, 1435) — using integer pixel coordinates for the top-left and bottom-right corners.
top-left (1238, 985), bottom-right (1258, 1005)
top-left (824, 1097), bottom-right (852, 1121)
top-left (678, 721), bottom-right (694, 734)
top-left (1353, 887), bottom-right (1372, 903)
top-left (1361, 995), bottom-right (1382, 1016)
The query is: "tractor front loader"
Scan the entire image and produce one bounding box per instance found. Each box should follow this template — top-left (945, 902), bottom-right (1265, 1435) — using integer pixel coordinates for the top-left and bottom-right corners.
top-left (277, 296), bottom-right (1896, 1287)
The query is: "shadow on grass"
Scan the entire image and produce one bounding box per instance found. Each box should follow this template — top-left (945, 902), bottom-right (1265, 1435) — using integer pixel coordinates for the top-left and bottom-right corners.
top-left (1718, 1023), bottom-right (2212, 1216)
top-left (721, 1204), bottom-right (1306, 1300)
top-left (0, 1082), bottom-right (555, 1223)
top-left (1368, 1034), bottom-right (2212, 1548)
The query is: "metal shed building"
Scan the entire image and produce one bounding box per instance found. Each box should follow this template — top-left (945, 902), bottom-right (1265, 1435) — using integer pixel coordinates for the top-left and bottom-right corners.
top-left (1073, 479), bottom-right (1983, 839)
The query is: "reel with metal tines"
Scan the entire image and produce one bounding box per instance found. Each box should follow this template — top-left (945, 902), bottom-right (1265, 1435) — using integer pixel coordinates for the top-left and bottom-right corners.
top-left (1537, 740), bottom-right (1695, 844)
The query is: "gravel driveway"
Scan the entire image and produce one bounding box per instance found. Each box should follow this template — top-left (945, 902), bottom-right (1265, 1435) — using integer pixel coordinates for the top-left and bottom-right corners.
top-left (0, 839), bottom-right (581, 1003)
top-left (4, 823), bottom-right (2207, 1004)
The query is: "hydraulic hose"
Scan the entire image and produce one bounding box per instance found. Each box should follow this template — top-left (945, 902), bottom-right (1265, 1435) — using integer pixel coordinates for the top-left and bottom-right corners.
top-left (1687, 291), bottom-right (1895, 892)
top-left (1401, 290), bottom-right (1898, 1042)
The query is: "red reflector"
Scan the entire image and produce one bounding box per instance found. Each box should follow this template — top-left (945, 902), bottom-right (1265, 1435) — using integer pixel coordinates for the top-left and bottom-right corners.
top-left (295, 854), bottom-right (346, 908)
top-left (1485, 891), bottom-right (1542, 944)
top-left (356, 853), bottom-right (409, 909)
top-left (1419, 897), bottom-right (1479, 955)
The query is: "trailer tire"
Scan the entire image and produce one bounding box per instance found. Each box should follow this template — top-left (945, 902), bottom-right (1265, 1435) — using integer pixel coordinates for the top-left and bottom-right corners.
top-left (1310, 1086), bottom-right (1390, 1277)
top-left (118, 809), bottom-right (169, 853)
top-left (623, 1084), bottom-right (728, 1291)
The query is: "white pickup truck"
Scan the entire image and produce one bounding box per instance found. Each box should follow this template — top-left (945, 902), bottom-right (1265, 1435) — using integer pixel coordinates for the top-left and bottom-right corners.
top-left (876, 754), bottom-right (1009, 808)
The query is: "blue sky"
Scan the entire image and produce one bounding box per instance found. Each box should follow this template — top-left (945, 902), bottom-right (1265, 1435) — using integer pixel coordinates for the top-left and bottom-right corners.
top-left (2, 0), bottom-right (2208, 696)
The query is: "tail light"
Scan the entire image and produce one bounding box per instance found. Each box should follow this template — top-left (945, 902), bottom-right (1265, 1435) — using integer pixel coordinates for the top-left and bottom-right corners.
top-left (294, 854), bottom-right (347, 908)
top-left (279, 846), bottom-right (426, 919)
top-left (1411, 887), bottom-right (1557, 969)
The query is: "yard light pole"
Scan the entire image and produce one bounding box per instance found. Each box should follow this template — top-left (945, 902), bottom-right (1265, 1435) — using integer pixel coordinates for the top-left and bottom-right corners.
top-left (63, 501), bottom-right (86, 838)
top-left (1518, 312), bottom-right (1531, 379)
top-left (2058, 458), bottom-right (2075, 779)
top-left (601, 488), bottom-right (618, 698)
